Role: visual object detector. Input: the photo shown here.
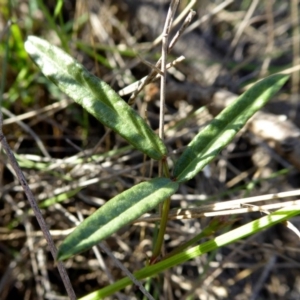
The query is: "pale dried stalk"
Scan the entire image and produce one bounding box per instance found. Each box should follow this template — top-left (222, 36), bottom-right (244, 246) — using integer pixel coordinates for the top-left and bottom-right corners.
top-left (159, 0), bottom-right (179, 143)
top-left (0, 29), bottom-right (76, 297)
top-left (128, 8), bottom-right (194, 104)
top-left (0, 130), bottom-right (77, 300)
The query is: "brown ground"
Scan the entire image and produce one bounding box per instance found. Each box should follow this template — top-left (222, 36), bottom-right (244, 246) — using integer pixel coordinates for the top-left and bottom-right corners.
top-left (1, 1), bottom-right (300, 299)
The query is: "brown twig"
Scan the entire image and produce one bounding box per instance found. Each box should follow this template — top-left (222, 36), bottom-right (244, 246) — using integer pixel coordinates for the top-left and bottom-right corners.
top-left (0, 128), bottom-right (77, 299)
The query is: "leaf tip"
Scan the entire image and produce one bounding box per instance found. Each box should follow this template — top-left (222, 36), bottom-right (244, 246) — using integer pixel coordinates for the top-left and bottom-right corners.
top-left (56, 246), bottom-right (71, 261)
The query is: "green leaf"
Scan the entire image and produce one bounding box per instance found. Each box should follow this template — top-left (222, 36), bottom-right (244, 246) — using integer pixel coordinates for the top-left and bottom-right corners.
top-left (79, 205), bottom-right (300, 299)
top-left (24, 36), bottom-right (167, 160)
top-left (57, 177), bottom-right (179, 260)
top-left (173, 74), bottom-right (289, 182)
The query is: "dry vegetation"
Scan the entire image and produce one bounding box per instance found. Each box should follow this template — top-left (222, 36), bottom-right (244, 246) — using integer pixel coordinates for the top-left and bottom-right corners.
top-left (1, 0), bottom-right (300, 299)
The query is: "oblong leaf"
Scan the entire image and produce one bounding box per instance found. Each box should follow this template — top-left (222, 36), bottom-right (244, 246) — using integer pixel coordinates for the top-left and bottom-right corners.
top-left (173, 74), bottom-right (289, 182)
top-left (57, 177), bottom-right (179, 260)
top-left (24, 36), bottom-right (167, 160)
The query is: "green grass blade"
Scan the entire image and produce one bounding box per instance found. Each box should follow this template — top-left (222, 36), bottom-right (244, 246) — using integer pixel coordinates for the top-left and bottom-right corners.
top-left (80, 205), bottom-right (300, 299)
top-left (39, 188), bottom-right (81, 208)
top-left (173, 74), bottom-right (289, 182)
top-left (57, 178), bottom-right (179, 260)
top-left (36, 0), bottom-right (69, 52)
top-left (24, 36), bottom-right (167, 160)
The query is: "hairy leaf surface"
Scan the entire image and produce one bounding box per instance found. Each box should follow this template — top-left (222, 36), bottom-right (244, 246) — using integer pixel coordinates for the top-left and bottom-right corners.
top-left (25, 36), bottom-right (167, 160)
top-left (173, 74), bottom-right (289, 182)
top-left (57, 177), bottom-right (179, 260)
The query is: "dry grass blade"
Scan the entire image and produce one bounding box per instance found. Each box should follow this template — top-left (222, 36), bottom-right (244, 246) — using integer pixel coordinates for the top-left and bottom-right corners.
top-left (138, 200), bottom-right (300, 222)
top-left (118, 56), bottom-right (185, 97)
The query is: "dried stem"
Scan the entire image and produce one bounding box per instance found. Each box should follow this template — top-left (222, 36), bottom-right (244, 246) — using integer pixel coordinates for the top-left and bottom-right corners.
top-left (152, 0), bottom-right (179, 262)
top-left (158, 1), bottom-right (179, 143)
top-left (0, 130), bottom-right (77, 300)
top-left (0, 21), bottom-right (76, 300)
top-left (128, 6), bottom-right (194, 105)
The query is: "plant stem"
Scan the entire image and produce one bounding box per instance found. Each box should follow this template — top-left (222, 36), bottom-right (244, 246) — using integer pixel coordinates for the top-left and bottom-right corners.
top-left (151, 160), bottom-right (171, 262)
top-left (153, 0), bottom-right (179, 262)
top-left (151, 196), bottom-right (171, 262)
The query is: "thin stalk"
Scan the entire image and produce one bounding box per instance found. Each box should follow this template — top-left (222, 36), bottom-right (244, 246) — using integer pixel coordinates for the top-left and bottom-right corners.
top-left (36, 0), bottom-right (70, 52)
top-left (0, 9), bottom-right (76, 299)
top-left (152, 0), bottom-right (179, 262)
top-left (151, 160), bottom-right (171, 262)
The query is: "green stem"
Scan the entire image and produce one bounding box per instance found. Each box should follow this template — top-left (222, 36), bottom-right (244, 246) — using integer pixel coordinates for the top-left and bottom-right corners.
top-left (151, 159), bottom-right (171, 262)
top-left (151, 196), bottom-right (171, 262)
top-left (36, 0), bottom-right (70, 52)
